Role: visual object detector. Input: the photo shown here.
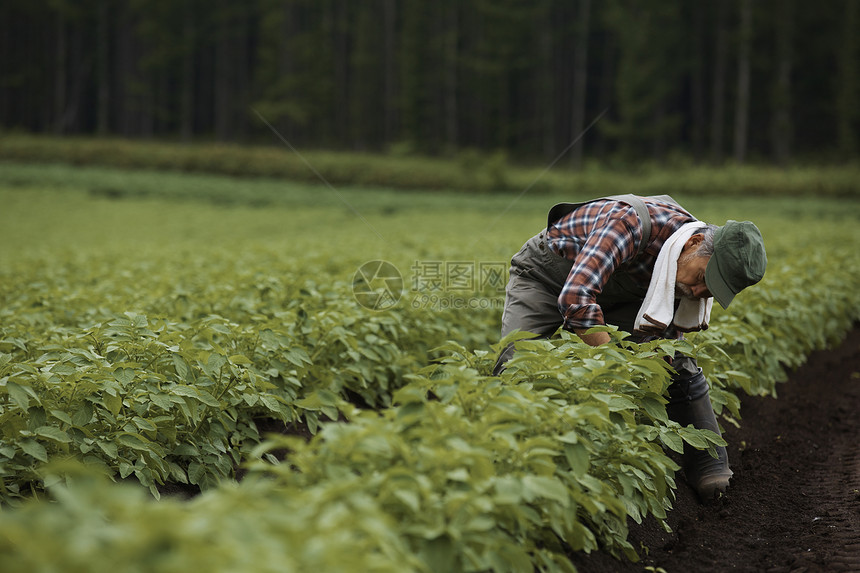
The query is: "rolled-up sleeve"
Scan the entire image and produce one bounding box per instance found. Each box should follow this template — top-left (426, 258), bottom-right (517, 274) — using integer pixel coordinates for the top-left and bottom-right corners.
top-left (547, 203), bottom-right (640, 332)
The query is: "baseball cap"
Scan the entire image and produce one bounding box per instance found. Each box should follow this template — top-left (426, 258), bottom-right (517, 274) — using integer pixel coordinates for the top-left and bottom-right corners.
top-left (704, 220), bottom-right (767, 309)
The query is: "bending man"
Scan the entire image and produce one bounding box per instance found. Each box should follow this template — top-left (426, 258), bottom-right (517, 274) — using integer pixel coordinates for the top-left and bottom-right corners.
top-left (493, 194), bottom-right (767, 501)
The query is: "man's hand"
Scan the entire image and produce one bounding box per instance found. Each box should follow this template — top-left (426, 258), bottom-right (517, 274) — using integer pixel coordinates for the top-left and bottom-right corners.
top-left (574, 329), bottom-right (611, 347)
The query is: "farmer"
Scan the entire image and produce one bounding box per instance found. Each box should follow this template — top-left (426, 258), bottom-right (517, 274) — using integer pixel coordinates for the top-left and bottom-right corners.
top-left (492, 194), bottom-right (767, 501)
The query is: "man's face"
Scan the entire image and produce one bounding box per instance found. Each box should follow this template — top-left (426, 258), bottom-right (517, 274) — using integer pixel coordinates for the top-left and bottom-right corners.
top-left (675, 236), bottom-right (712, 300)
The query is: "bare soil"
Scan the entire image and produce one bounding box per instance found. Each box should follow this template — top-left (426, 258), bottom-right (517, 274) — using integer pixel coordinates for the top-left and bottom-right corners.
top-left (570, 326), bottom-right (860, 573)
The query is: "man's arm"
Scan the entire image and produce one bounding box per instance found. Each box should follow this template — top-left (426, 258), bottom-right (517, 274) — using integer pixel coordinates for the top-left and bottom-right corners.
top-left (555, 213), bottom-right (639, 340)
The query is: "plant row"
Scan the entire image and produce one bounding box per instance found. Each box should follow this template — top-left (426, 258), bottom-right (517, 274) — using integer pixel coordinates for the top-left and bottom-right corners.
top-left (0, 250), bottom-right (500, 501)
top-left (0, 331), bottom-right (715, 573)
top-left (0, 242), bottom-right (857, 571)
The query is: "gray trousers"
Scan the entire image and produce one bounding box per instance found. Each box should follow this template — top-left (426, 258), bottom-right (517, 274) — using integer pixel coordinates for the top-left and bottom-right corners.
top-left (493, 231), bottom-right (706, 402)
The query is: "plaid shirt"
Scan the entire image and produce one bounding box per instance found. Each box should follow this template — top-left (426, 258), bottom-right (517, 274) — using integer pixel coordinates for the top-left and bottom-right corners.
top-left (546, 198), bottom-right (696, 332)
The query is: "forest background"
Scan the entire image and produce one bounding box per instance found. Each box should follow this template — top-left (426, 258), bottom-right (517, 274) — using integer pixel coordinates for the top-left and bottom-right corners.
top-left (2, 0), bottom-right (858, 169)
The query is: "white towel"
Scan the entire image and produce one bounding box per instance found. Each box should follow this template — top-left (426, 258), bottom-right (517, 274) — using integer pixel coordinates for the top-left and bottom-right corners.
top-left (634, 222), bottom-right (713, 334)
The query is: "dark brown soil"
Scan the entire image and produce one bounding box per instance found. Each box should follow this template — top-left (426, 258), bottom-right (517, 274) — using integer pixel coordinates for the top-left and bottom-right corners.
top-left (569, 326), bottom-right (860, 573)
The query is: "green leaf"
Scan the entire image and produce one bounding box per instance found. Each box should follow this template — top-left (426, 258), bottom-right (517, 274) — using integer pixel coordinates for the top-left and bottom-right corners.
top-left (188, 461), bottom-right (206, 485)
top-left (205, 353), bottom-right (227, 377)
top-left (659, 431), bottom-right (684, 454)
top-left (195, 389), bottom-right (221, 408)
top-left (132, 417), bottom-right (157, 432)
top-left (113, 367), bottom-right (135, 385)
top-left (419, 536), bottom-right (456, 573)
top-left (678, 427), bottom-right (711, 449)
top-left (446, 468), bottom-right (469, 482)
top-left (640, 396), bottom-right (668, 422)
top-left (393, 489), bottom-right (421, 512)
top-left (103, 392), bottom-right (123, 416)
top-left (522, 475), bottom-right (569, 506)
top-left (172, 355), bottom-right (190, 380)
top-left (170, 385), bottom-right (200, 399)
top-left (5, 381), bottom-right (30, 410)
top-left (557, 431), bottom-right (580, 444)
top-left (20, 440), bottom-right (48, 462)
top-left (285, 348), bottom-right (312, 367)
top-left (97, 440), bottom-right (119, 459)
top-left (49, 409), bottom-right (73, 425)
top-left (173, 443), bottom-right (199, 456)
top-left (168, 462), bottom-right (189, 484)
top-left (260, 394), bottom-right (288, 416)
top-left (604, 395), bottom-right (637, 411)
top-left (149, 392), bottom-right (174, 410)
top-left (564, 442), bottom-right (590, 477)
top-left (49, 363), bottom-right (77, 376)
top-left (119, 461), bottom-right (134, 478)
top-left (493, 476), bottom-right (523, 504)
top-left (35, 426), bottom-right (71, 443)
top-left (71, 403), bottom-right (94, 426)
top-left (116, 433), bottom-right (153, 452)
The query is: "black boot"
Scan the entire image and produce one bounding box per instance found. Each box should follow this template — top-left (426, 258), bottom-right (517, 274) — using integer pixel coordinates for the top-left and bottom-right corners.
top-left (666, 359), bottom-right (733, 501)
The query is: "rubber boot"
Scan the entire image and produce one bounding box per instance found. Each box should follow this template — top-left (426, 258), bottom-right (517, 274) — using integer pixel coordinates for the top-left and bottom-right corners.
top-left (666, 362), bottom-right (733, 501)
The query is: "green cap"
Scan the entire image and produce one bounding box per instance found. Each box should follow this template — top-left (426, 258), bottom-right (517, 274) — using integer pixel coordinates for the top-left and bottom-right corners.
top-left (704, 220), bottom-right (767, 309)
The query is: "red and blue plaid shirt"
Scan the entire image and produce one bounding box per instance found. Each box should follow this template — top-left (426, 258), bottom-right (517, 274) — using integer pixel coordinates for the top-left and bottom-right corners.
top-left (546, 198), bottom-right (696, 331)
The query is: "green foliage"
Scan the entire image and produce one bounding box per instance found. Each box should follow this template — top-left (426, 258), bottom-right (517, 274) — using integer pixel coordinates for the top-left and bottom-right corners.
top-left (0, 275), bottom-right (485, 500)
top-left (0, 168), bottom-right (858, 571)
top-left (0, 463), bottom-right (420, 573)
top-left (249, 340), bottom-right (674, 569)
top-left (4, 0), bottom-right (858, 164)
top-left (602, 0), bottom-right (685, 158)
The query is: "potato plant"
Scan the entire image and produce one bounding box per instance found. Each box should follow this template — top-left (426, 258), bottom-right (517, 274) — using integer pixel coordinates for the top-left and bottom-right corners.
top-left (0, 174), bottom-right (858, 571)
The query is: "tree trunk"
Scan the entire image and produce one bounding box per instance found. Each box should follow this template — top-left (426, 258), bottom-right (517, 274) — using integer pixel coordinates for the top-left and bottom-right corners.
top-left (0, 5), bottom-right (7, 126)
top-left (444, 1), bottom-right (459, 151)
top-left (594, 27), bottom-right (615, 159)
top-left (214, 0), bottom-right (232, 141)
top-left (570, 0), bottom-right (591, 169)
top-left (180, 3), bottom-right (195, 142)
top-left (690, 0), bottom-right (706, 161)
top-left (383, 0), bottom-right (397, 143)
top-left (710, 0), bottom-right (728, 164)
top-left (333, 0), bottom-right (349, 146)
top-left (235, 4), bottom-right (249, 141)
top-left (733, 0), bottom-right (752, 164)
top-left (535, 2), bottom-right (553, 158)
top-left (837, 0), bottom-right (858, 157)
top-left (96, 0), bottom-right (110, 134)
top-left (54, 9), bottom-right (66, 134)
top-left (116, 7), bottom-right (129, 135)
top-left (350, 3), bottom-right (372, 150)
top-left (64, 24), bottom-right (90, 133)
top-left (473, 7), bottom-right (485, 148)
top-left (771, 0), bottom-right (792, 165)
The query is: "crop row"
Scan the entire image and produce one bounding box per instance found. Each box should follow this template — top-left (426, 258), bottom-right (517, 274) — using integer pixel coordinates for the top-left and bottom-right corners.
top-left (0, 239), bottom-right (857, 571)
top-left (0, 252), bottom-right (499, 500)
top-left (0, 328), bottom-right (715, 572)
